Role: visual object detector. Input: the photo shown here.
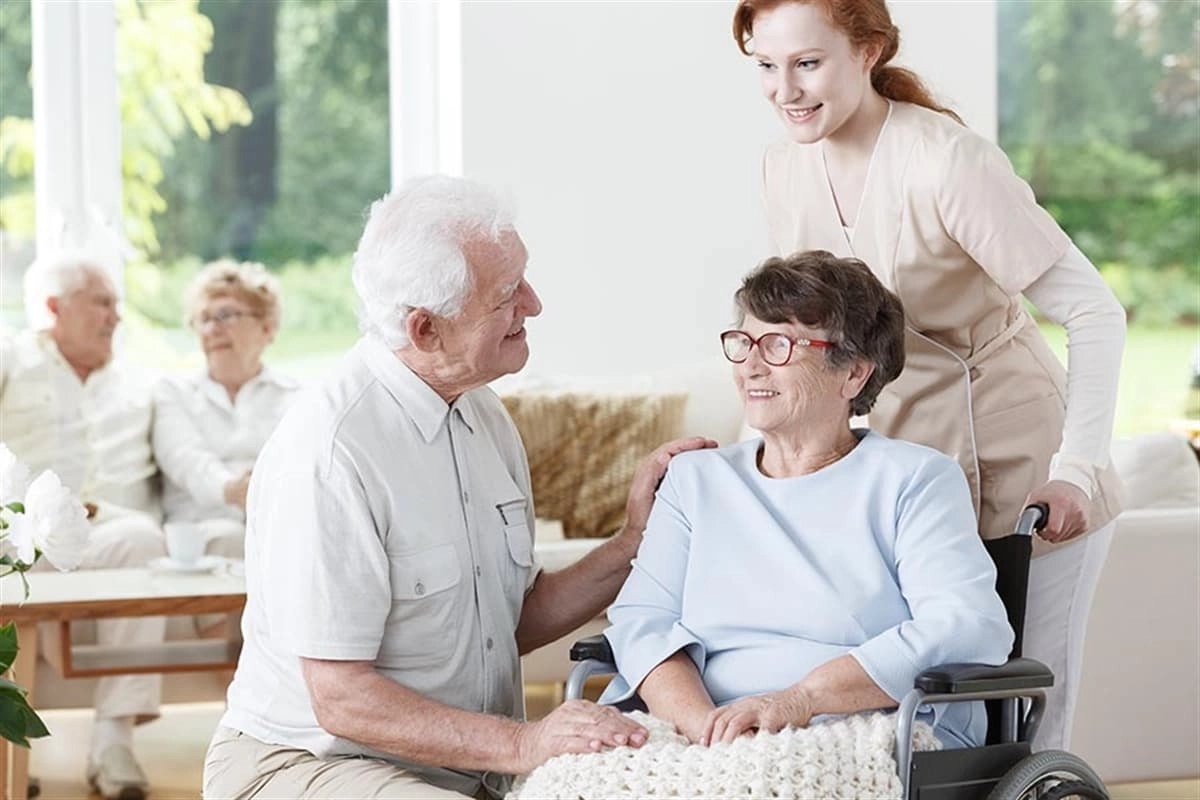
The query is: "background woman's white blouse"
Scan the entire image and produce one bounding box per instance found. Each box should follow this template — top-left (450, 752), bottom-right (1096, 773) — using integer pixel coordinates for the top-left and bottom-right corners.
top-left (152, 368), bottom-right (300, 523)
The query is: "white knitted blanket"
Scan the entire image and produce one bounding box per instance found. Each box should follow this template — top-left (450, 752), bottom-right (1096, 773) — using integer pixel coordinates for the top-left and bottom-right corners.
top-left (509, 711), bottom-right (940, 800)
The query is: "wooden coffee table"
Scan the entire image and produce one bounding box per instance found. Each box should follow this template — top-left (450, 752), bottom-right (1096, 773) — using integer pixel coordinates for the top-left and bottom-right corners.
top-left (0, 566), bottom-right (246, 800)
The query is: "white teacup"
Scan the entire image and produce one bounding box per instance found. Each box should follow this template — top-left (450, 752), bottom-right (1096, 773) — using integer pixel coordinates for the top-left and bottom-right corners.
top-left (164, 522), bottom-right (206, 565)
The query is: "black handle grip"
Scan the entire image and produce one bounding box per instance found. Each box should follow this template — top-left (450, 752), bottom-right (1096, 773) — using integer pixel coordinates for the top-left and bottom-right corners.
top-left (1015, 503), bottom-right (1050, 536)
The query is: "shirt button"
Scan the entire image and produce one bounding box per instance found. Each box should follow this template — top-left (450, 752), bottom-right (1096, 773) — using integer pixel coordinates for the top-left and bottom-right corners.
top-left (486, 637), bottom-right (494, 650)
top-left (475, 566), bottom-right (482, 577)
top-left (462, 492), bottom-right (469, 504)
top-left (414, 582), bottom-right (425, 596)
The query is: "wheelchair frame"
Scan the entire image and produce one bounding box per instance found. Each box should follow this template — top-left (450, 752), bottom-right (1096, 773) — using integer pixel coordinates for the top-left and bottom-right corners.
top-left (565, 504), bottom-right (1110, 800)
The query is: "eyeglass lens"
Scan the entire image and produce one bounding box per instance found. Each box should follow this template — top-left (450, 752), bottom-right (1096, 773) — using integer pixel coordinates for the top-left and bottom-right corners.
top-left (722, 331), bottom-right (793, 366)
top-left (198, 310), bottom-right (244, 326)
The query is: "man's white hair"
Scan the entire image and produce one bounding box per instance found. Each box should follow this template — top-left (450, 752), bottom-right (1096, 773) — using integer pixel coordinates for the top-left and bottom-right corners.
top-left (22, 250), bottom-right (117, 331)
top-left (351, 175), bottom-right (515, 349)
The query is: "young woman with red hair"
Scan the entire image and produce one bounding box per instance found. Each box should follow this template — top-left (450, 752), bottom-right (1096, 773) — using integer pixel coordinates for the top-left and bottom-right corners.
top-left (732, 0), bottom-right (1125, 753)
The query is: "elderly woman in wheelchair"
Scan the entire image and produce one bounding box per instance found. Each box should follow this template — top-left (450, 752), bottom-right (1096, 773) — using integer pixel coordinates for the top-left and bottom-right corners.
top-left (563, 250), bottom-right (1109, 799)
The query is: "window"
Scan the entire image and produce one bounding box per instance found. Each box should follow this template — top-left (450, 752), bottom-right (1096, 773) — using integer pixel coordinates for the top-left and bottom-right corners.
top-left (117, 0), bottom-right (391, 375)
top-left (998, 0), bottom-right (1200, 432)
top-left (0, 0), bottom-right (34, 332)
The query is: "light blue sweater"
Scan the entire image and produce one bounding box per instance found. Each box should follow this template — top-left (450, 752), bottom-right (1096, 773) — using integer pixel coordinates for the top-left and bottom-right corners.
top-left (600, 431), bottom-right (1014, 747)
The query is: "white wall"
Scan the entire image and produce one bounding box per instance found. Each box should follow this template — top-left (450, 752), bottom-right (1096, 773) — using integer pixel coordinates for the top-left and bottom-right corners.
top-left (461, 0), bottom-right (996, 379)
top-left (889, 1), bottom-right (997, 138)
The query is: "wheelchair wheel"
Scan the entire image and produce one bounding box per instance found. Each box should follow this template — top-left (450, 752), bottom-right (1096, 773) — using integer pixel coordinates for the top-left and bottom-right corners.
top-left (987, 750), bottom-right (1108, 800)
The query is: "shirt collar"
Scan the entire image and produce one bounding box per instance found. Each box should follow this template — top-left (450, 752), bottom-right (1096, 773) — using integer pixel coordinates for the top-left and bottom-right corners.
top-left (355, 336), bottom-right (478, 443)
top-left (200, 364), bottom-right (298, 394)
top-left (35, 329), bottom-right (113, 384)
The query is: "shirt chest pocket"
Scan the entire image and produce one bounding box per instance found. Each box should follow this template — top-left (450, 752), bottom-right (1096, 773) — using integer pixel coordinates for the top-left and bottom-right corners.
top-left (378, 544), bottom-right (464, 668)
top-left (497, 499), bottom-right (533, 569)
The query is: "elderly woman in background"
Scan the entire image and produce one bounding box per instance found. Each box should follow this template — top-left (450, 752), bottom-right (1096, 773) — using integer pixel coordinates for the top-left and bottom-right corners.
top-left (601, 250), bottom-right (1012, 748)
top-left (152, 259), bottom-right (300, 560)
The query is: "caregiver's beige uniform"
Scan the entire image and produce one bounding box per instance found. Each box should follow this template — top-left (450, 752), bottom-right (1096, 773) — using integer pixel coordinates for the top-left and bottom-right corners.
top-left (761, 101), bottom-right (1121, 553)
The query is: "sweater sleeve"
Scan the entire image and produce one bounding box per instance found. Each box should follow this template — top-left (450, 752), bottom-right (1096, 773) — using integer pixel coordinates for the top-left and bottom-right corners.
top-left (1022, 244), bottom-right (1127, 498)
top-left (849, 455), bottom-right (1014, 702)
top-left (602, 465), bottom-right (706, 702)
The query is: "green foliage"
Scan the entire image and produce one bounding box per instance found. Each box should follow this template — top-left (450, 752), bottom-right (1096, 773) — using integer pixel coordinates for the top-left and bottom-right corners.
top-left (0, 622), bottom-right (16, 672)
top-left (252, 0), bottom-right (388, 262)
top-left (1041, 323), bottom-right (1200, 435)
top-left (116, 0), bottom-right (252, 254)
top-left (998, 0), bottom-right (1200, 309)
top-left (1043, 181), bottom-right (1200, 274)
top-left (124, 254), bottom-right (359, 339)
top-left (161, 0), bottom-right (389, 263)
top-left (1099, 262), bottom-right (1200, 326)
top-left (0, 0), bottom-right (33, 235)
top-left (0, 0), bottom-right (252, 256)
top-left (0, 623), bottom-right (49, 748)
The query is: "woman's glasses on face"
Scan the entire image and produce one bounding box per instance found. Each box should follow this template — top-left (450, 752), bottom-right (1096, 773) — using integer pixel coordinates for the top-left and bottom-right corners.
top-left (194, 309), bottom-right (260, 329)
top-left (720, 329), bottom-right (834, 366)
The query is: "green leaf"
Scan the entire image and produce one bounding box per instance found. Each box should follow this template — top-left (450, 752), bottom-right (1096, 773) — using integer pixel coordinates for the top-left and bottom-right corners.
top-left (0, 623), bottom-right (17, 672)
top-left (0, 693), bottom-right (31, 748)
top-left (4, 502), bottom-right (24, 514)
top-left (20, 703), bottom-right (48, 739)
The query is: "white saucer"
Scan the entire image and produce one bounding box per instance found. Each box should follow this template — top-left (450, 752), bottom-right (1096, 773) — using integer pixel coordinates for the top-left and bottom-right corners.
top-left (149, 555), bottom-right (222, 575)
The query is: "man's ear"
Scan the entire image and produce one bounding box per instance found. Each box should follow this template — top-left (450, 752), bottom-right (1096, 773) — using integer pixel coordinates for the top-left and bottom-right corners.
top-left (404, 308), bottom-right (441, 353)
top-left (46, 295), bottom-right (61, 319)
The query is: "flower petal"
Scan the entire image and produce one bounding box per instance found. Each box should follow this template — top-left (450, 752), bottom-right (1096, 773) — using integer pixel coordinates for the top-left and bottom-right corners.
top-left (25, 471), bottom-right (88, 571)
top-left (0, 445), bottom-right (31, 504)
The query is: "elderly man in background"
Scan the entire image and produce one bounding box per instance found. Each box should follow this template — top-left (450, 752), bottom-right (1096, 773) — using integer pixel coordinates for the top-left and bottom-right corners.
top-left (0, 251), bottom-right (166, 800)
top-left (204, 175), bottom-right (714, 799)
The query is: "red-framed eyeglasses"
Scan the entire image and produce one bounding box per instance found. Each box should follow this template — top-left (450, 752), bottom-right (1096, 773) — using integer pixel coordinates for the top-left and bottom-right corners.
top-left (720, 329), bottom-right (834, 366)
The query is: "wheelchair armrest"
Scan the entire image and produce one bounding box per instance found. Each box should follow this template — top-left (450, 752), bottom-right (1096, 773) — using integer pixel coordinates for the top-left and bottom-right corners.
top-left (569, 634), bottom-right (613, 663)
top-left (915, 657), bottom-right (1054, 694)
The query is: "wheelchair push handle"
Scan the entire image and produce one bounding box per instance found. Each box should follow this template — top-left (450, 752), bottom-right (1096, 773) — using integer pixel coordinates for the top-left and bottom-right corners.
top-left (1014, 503), bottom-right (1050, 537)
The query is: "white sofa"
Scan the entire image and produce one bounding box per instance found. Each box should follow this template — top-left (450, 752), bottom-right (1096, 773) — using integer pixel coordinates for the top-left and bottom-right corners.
top-left (1071, 432), bottom-right (1200, 782)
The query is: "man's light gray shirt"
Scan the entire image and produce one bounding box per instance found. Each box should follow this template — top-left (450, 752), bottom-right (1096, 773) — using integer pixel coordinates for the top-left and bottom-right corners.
top-left (222, 336), bottom-right (540, 796)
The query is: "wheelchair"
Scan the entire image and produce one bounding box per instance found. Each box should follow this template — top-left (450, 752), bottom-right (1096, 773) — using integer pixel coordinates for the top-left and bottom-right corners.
top-left (565, 504), bottom-right (1109, 800)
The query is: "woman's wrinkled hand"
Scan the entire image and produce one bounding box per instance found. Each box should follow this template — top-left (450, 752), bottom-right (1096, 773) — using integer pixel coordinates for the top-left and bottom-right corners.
top-left (700, 687), bottom-right (813, 745)
top-left (1026, 480), bottom-right (1090, 543)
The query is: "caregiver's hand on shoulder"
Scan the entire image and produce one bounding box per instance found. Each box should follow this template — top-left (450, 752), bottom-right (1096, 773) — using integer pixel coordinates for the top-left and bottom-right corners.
top-left (1027, 480), bottom-right (1090, 543)
top-left (514, 700), bottom-right (648, 773)
top-left (700, 687), bottom-right (814, 745)
top-left (625, 437), bottom-right (719, 534)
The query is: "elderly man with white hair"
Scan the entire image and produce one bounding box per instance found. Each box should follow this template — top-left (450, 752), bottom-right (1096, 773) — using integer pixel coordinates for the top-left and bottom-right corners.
top-left (0, 251), bottom-right (166, 799)
top-left (203, 175), bottom-right (715, 800)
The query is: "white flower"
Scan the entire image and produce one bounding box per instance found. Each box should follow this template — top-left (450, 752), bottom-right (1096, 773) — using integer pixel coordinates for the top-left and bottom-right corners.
top-left (0, 444), bottom-right (31, 503)
top-left (23, 470), bottom-right (88, 571)
top-left (1, 514), bottom-right (37, 566)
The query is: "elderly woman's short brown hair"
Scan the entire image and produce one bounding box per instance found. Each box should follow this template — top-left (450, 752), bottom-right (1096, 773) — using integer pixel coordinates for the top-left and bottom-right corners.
top-left (734, 250), bottom-right (905, 416)
top-left (185, 259), bottom-right (282, 329)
